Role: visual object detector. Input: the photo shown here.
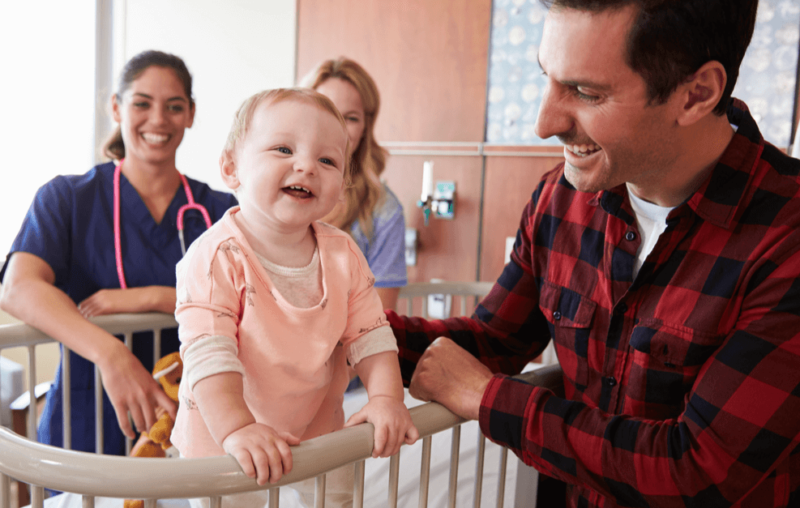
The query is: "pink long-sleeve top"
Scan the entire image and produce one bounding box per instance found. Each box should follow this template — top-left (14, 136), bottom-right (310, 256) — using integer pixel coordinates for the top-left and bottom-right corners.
top-left (171, 208), bottom-right (395, 458)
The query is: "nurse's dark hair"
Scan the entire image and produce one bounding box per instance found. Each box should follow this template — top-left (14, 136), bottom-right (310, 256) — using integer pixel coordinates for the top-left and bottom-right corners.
top-left (539, 0), bottom-right (758, 115)
top-left (103, 50), bottom-right (195, 160)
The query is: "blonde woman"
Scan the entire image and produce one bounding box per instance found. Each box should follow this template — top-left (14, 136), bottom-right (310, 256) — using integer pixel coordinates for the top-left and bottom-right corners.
top-left (302, 57), bottom-right (407, 312)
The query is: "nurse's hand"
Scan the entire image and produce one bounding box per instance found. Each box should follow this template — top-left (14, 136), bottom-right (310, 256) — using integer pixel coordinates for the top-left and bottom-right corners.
top-left (78, 286), bottom-right (177, 317)
top-left (96, 341), bottom-right (177, 439)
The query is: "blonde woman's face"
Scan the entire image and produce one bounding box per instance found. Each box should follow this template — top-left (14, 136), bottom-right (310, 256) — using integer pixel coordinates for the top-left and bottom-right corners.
top-left (316, 78), bottom-right (365, 157)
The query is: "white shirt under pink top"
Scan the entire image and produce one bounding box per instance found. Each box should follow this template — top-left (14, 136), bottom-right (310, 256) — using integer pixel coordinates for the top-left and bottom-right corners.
top-left (171, 207), bottom-right (398, 458)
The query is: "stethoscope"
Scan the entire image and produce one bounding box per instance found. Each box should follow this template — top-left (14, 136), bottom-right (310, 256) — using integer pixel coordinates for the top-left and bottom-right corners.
top-left (113, 161), bottom-right (212, 289)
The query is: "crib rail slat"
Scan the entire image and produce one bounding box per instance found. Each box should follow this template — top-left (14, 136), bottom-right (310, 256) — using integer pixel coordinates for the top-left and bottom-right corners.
top-left (448, 425), bottom-right (461, 508)
top-left (388, 452), bottom-right (400, 507)
top-left (26, 345), bottom-right (37, 441)
top-left (64, 347), bottom-right (72, 449)
top-left (153, 328), bottom-right (161, 369)
top-left (418, 435), bottom-right (432, 508)
top-left (210, 496), bottom-right (222, 508)
top-left (474, 433), bottom-right (486, 508)
top-left (315, 474), bottom-right (326, 508)
top-left (353, 460), bottom-right (365, 508)
top-left (496, 447), bottom-right (508, 508)
top-left (269, 488), bottom-right (279, 507)
top-left (143, 499), bottom-right (156, 508)
top-left (1, 472), bottom-right (9, 508)
top-left (32, 485), bottom-right (44, 508)
top-left (94, 366), bottom-right (103, 454)
top-left (81, 495), bottom-right (94, 508)
top-left (124, 331), bottom-right (133, 455)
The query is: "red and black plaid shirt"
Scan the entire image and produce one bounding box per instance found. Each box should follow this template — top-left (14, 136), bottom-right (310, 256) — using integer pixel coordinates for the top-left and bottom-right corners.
top-left (388, 100), bottom-right (800, 507)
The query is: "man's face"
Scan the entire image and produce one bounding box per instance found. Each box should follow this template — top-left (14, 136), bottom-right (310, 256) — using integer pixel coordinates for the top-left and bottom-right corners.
top-left (535, 5), bottom-right (682, 195)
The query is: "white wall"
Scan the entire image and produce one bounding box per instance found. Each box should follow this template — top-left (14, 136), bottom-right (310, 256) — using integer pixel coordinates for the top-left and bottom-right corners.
top-left (0, 2), bottom-right (97, 255)
top-left (119, 0), bottom-right (297, 191)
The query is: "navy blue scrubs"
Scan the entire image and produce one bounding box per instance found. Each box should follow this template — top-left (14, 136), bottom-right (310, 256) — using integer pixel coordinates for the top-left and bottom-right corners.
top-left (0, 161), bottom-right (237, 455)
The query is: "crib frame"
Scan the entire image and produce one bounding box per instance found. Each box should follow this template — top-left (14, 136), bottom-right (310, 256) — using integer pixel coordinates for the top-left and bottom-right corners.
top-left (0, 282), bottom-right (561, 508)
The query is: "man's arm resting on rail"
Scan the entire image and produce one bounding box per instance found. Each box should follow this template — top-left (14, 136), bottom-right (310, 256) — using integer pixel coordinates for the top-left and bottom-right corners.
top-left (429, 250), bottom-right (800, 506)
top-left (387, 261), bottom-right (550, 386)
top-left (388, 196), bottom-right (550, 384)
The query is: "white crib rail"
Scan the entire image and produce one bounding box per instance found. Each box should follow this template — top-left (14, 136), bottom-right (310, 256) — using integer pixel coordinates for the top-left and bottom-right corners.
top-left (0, 399), bottom-right (466, 499)
top-left (0, 281), bottom-right (560, 508)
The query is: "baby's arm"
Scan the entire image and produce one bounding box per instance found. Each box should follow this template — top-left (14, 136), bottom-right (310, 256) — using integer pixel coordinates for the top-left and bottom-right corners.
top-left (347, 351), bottom-right (419, 457)
top-left (193, 372), bottom-right (300, 485)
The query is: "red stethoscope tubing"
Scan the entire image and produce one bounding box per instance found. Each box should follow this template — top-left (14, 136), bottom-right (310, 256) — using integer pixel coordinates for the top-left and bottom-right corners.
top-left (113, 162), bottom-right (212, 289)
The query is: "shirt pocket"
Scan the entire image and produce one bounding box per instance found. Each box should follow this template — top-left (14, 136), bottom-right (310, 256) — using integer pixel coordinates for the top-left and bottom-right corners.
top-left (626, 318), bottom-right (722, 419)
top-left (538, 281), bottom-right (597, 390)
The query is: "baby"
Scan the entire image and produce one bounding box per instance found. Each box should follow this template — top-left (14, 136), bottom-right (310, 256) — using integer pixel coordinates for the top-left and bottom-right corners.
top-left (171, 88), bottom-right (418, 507)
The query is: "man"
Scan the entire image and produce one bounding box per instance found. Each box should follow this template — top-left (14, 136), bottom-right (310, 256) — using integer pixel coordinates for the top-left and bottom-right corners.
top-left (388, 0), bottom-right (800, 506)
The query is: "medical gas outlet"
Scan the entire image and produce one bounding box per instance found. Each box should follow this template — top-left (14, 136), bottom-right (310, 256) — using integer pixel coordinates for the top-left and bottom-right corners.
top-left (416, 161), bottom-right (456, 226)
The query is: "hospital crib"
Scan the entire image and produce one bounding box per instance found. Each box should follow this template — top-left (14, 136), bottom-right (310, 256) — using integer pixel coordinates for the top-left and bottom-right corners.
top-left (0, 282), bottom-right (562, 508)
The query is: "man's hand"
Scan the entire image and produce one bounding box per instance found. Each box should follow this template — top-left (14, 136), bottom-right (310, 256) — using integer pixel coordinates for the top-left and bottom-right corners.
top-left (408, 337), bottom-right (493, 420)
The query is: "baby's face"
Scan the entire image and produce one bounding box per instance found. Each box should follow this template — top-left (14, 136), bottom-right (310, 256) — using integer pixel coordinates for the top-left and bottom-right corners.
top-left (231, 99), bottom-right (348, 233)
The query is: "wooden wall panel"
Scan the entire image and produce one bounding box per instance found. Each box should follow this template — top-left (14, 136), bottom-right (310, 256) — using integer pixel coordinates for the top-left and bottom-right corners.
top-left (479, 152), bottom-right (565, 282)
top-left (296, 0), bottom-right (492, 142)
top-left (382, 155), bottom-right (483, 283)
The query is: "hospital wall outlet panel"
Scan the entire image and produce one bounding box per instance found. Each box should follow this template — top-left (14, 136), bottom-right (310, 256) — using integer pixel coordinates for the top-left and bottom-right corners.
top-left (427, 278), bottom-right (452, 319)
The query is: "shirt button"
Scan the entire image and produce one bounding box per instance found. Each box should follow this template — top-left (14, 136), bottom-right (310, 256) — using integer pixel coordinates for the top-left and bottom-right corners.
top-left (606, 377), bottom-right (617, 387)
top-left (615, 303), bottom-right (628, 315)
top-left (553, 310), bottom-right (562, 321)
top-left (625, 231), bottom-right (636, 241)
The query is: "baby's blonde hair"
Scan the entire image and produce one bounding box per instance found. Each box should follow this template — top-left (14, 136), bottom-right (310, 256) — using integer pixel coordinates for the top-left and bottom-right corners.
top-left (222, 88), bottom-right (352, 182)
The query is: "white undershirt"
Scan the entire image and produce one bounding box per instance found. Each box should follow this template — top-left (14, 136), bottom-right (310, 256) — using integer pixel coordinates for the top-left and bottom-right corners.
top-left (627, 186), bottom-right (674, 279)
top-left (625, 123), bottom-right (736, 278)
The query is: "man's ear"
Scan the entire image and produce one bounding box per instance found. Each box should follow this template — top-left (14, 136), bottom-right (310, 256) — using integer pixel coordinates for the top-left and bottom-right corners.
top-left (219, 150), bottom-right (240, 191)
top-left (111, 94), bottom-right (122, 124)
top-left (676, 61), bottom-right (727, 127)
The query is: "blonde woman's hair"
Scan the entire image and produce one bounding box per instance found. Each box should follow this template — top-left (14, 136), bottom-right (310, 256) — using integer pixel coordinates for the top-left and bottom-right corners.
top-left (222, 88), bottom-right (351, 183)
top-left (301, 57), bottom-right (388, 240)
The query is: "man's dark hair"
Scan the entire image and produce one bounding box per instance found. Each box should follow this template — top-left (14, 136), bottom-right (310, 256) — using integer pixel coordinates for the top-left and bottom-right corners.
top-left (540, 0), bottom-right (758, 115)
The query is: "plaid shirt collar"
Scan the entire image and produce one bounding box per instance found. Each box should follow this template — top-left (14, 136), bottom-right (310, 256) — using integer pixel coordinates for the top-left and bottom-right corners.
top-left (591, 98), bottom-right (765, 231)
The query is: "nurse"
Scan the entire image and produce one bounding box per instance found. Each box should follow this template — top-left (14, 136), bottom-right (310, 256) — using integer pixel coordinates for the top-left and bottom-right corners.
top-left (0, 50), bottom-right (237, 455)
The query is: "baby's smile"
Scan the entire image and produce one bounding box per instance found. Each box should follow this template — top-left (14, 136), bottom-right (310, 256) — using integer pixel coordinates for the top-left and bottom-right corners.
top-left (283, 185), bottom-right (314, 198)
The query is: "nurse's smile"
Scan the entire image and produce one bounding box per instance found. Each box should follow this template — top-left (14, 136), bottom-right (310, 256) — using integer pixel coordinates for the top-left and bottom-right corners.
top-left (112, 65), bottom-right (195, 169)
top-left (142, 132), bottom-right (170, 145)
